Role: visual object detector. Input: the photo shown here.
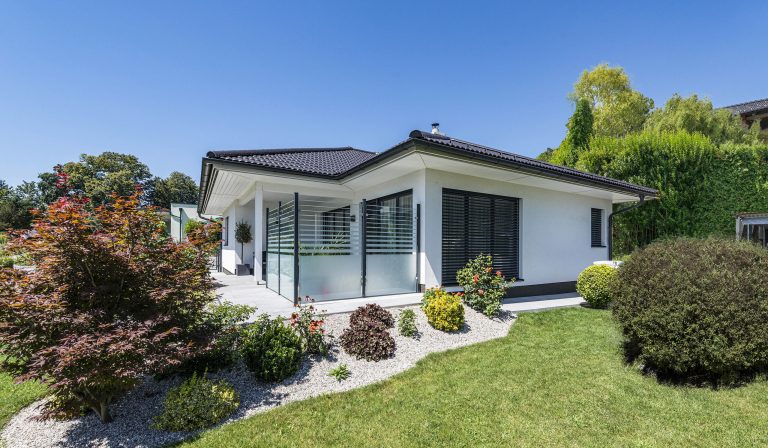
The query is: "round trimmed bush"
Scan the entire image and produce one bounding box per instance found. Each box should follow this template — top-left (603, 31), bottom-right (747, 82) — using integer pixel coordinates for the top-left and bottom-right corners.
top-left (153, 372), bottom-right (239, 431)
top-left (340, 316), bottom-right (395, 361)
top-left (349, 303), bottom-right (394, 328)
top-left (241, 316), bottom-right (303, 382)
top-left (576, 264), bottom-right (617, 308)
top-left (611, 237), bottom-right (768, 384)
top-left (423, 290), bottom-right (464, 332)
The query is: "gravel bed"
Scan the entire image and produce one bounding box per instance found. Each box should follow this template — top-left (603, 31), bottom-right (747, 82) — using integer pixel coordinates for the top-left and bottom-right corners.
top-left (2, 305), bottom-right (515, 448)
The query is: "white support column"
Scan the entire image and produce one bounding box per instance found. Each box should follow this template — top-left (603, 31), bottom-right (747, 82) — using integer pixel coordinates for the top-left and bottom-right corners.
top-left (254, 184), bottom-right (265, 283)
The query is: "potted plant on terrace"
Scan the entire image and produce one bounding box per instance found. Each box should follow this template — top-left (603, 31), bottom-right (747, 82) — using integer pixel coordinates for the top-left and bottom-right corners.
top-left (235, 221), bottom-right (252, 275)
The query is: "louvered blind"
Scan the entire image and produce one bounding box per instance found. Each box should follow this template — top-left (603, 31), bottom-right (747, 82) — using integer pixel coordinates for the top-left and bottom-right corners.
top-left (441, 189), bottom-right (520, 285)
top-left (591, 208), bottom-right (603, 247)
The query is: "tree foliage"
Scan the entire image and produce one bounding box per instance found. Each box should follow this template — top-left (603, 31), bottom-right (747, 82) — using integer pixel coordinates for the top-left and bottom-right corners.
top-left (0, 181), bottom-right (35, 229)
top-left (576, 131), bottom-right (768, 255)
top-left (0, 186), bottom-right (218, 422)
top-left (644, 94), bottom-right (757, 144)
top-left (548, 99), bottom-right (594, 166)
top-left (147, 171), bottom-right (199, 209)
top-left (570, 63), bottom-right (653, 137)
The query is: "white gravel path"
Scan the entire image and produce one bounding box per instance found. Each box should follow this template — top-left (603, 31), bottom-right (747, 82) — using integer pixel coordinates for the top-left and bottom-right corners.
top-left (2, 305), bottom-right (515, 448)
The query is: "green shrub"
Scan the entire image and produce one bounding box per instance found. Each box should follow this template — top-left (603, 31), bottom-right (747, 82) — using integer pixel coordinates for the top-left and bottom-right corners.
top-left (328, 364), bottom-right (351, 382)
top-left (423, 289), bottom-right (465, 332)
top-left (576, 264), bottom-right (617, 309)
top-left (340, 312), bottom-right (395, 361)
top-left (349, 303), bottom-right (394, 328)
top-left (168, 301), bottom-right (255, 376)
top-left (397, 309), bottom-right (418, 338)
top-left (241, 315), bottom-right (303, 382)
top-left (611, 237), bottom-right (768, 385)
top-left (422, 287), bottom-right (442, 308)
top-left (153, 372), bottom-right (239, 431)
top-left (456, 254), bottom-right (508, 317)
top-left (0, 256), bottom-right (13, 268)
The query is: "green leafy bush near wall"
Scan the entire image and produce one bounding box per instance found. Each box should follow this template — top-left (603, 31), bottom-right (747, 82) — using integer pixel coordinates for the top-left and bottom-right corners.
top-left (456, 254), bottom-right (508, 317)
top-left (153, 372), bottom-right (240, 431)
top-left (576, 265), bottom-right (617, 309)
top-left (576, 131), bottom-right (768, 255)
top-left (611, 237), bottom-right (768, 385)
top-left (241, 315), bottom-right (303, 382)
top-left (423, 289), bottom-right (465, 332)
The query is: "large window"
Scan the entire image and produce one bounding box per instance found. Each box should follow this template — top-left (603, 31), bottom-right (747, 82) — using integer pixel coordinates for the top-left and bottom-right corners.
top-left (591, 208), bottom-right (604, 247)
top-left (442, 189), bottom-right (520, 285)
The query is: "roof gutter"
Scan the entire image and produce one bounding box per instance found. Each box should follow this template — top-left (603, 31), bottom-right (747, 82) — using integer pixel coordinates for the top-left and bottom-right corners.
top-left (607, 194), bottom-right (647, 260)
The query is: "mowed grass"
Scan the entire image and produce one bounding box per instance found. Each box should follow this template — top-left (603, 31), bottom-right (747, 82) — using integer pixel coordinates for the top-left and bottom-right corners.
top-left (0, 363), bottom-right (46, 430)
top-left (179, 308), bottom-right (768, 448)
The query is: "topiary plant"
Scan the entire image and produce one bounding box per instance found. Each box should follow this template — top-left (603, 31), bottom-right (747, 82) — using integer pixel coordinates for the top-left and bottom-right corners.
top-left (340, 315), bottom-right (395, 361)
top-left (456, 254), bottom-right (508, 317)
top-left (397, 309), bottom-right (418, 338)
top-left (423, 289), bottom-right (465, 332)
top-left (576, 264), bottom-right (617, 309)
top-left (611, 237), bottom-right (768, 385)
top-left (349, 303), bottom-right (394, 328)
top-left (241, 315), bottom-right (303, 382)
top-left (153, 372), bottom-right (239, 431)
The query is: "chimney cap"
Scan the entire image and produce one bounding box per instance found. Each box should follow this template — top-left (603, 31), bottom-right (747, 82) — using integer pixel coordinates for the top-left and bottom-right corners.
top-left (431, 122), bottom-right (441, 135)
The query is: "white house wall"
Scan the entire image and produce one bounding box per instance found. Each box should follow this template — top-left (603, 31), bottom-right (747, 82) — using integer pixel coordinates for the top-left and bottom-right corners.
top-left (221, 200), bottom-right (256, 274)
top-left (424, 168), bottom-right (612, 288)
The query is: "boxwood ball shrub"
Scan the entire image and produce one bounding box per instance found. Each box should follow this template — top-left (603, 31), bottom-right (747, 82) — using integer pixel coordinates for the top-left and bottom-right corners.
top-left (423, 289), bottom-right (465, 332)
top-left (349, 303), bottom-right (394, 328)
top-left (241, 315), bottom-right (303, 382)
top-left (576, 264), bottom-right (617, 309)
top-left (153, 372), bottom-right (240, 431)
top-left (340, 308), bottom-right (396, 361)
top-left (611, 237), bottom-right (768, 385)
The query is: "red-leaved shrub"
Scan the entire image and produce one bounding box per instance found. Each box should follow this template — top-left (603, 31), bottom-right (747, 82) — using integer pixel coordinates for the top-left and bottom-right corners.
top-left (0, 188), bottom-right (219, 422)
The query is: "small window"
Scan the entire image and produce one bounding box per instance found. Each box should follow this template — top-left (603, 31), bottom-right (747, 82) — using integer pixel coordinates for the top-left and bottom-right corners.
top-left (591, 208), bottom-right (604, 247)
top-left (223, 216), bottom-right (229, 246)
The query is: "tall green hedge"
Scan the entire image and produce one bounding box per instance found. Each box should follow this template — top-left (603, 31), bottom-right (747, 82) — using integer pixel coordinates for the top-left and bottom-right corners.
top-left (576, 131), bottom-right (768, 255)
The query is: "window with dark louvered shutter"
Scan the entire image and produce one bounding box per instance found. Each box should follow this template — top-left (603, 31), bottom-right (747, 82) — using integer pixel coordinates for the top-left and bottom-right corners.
top-left (591, 208), bottom-right (604, 247)
top-left (441, 189), bottom-right (520, 285)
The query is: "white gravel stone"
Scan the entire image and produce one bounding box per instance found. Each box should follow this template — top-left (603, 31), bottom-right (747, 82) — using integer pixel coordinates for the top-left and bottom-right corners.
top-left (2, 305), bottom-right (515, 448)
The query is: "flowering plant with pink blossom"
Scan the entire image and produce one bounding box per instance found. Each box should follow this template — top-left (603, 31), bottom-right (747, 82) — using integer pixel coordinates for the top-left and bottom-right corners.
top-left (456, 254), bottom-right (510, 317)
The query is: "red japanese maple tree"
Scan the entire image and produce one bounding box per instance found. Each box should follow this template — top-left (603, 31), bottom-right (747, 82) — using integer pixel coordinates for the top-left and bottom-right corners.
top-left (0, 188), bottom-right (219, 422)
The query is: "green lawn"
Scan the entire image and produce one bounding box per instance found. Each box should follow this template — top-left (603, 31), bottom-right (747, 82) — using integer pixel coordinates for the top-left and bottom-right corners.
top-left (0, 365), bottom-right (46, 431)
top-left (179, 308), bottom-right (768, 447)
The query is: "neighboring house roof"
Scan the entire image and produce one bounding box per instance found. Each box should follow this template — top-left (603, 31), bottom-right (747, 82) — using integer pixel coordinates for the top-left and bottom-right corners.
top-left (201, 130), bottom-right (658, 210)
top-left (722, 98), bottom-right (768, 115)
top-left (206, 147), bottom-right (377, 176)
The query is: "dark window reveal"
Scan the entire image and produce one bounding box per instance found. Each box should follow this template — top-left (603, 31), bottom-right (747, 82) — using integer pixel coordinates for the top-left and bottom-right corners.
top-left (441, 189), bottom-right (520, 285)
top-left (591, 208), bottom-right (604, 247)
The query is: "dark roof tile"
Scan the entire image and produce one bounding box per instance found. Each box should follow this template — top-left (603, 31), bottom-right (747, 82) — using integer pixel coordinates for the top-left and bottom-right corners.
top-left (722, 98), bottom-right (768, 115)
top-left (206, 147), bottom-right (377, 176)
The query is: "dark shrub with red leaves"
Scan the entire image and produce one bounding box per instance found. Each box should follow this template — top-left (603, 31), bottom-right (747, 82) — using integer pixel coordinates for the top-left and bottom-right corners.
top-left (0, 190), bottom-right (219, 422)
top-left (340, 307), bottom-right (396, 362)
top-left (348, 303), bottom-right (394, 329)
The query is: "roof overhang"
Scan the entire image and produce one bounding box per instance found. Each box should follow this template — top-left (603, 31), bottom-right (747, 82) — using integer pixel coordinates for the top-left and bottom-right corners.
top-left (199, 138), bottom-right (657, 215)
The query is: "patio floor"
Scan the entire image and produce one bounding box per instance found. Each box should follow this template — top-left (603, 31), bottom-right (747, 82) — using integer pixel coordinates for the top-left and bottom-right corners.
top-left (212, 272), bottom-right (585, 318)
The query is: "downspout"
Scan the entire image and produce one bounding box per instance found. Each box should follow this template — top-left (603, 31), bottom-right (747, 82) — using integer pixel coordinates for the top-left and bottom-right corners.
top-left (607, 194), bottom-right (646, 260)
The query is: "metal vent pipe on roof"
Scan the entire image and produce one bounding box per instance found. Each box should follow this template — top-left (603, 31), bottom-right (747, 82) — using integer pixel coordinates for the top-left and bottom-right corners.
top-left (431, 122), bottom-right (441, 135)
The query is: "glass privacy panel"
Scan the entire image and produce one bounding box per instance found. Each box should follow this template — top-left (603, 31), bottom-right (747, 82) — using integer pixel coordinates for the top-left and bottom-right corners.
top-left (365, 202), bottom-right (416, 296)
top-left (297, 197), bottom-right (361, 301)
top-left (278, 201), bottom-right (295, 300)
top-left (265, 201), bottom-right (295, 301)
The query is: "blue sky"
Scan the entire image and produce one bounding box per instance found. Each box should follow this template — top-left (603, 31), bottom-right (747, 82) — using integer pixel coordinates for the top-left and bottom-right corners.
top-left (0, 1), bottom-right (764, 187)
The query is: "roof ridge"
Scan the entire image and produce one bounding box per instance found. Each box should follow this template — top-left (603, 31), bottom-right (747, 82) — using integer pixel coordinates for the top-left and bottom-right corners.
top-left (207, 147), bottom-right (375, 158)
top-left (721, 97), bottom-right (768, 109)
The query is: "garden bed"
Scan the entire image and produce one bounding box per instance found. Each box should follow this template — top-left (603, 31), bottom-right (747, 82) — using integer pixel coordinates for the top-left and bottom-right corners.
top-left (2, 305), bottom-right (514, 448)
